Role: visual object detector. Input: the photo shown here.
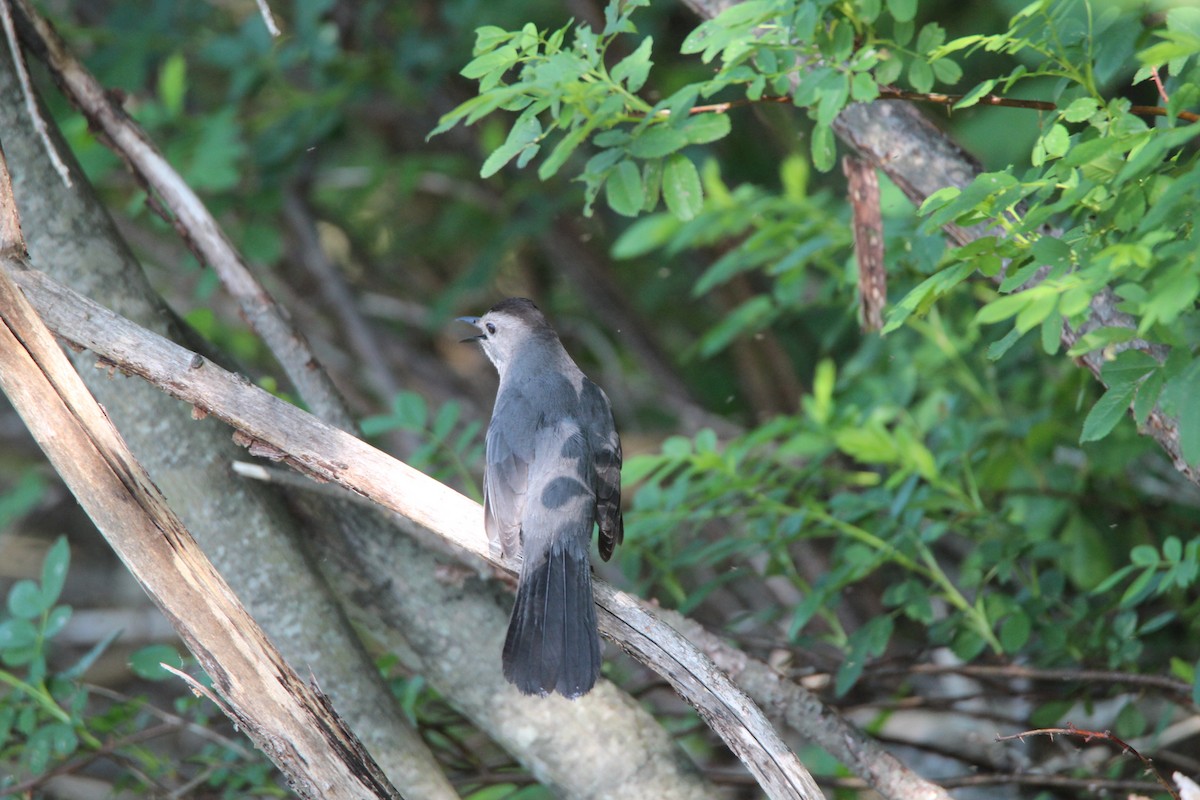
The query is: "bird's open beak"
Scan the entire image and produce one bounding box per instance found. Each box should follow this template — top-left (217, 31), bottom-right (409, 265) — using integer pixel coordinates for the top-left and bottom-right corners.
top-left (456, 316), bottom-right (485, 343)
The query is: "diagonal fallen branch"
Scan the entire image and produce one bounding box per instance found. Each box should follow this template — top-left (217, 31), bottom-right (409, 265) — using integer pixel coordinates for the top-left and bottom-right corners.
top-left (0, 149), bottom-right (399, 800)
top-left (11, 266), bottom-right (825, 800)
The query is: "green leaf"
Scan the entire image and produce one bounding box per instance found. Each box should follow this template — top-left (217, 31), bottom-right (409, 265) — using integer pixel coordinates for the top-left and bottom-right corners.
top-left (612, 213), bottom-right (680, 259)
top-left (1138, 31), bottom-right (1200, 66)
top-left (656, 436), bottom-right (692, 465)
top-left (1130, 544), bottom-right (1160, 567)
top-left (1079, 382), bottom-right (1137, 443)
top-left (184, 109), bottom-right (245, 192)
top-left (931, 58), bottom-right (962, 85)
top-left (460, 44), bottom-right (519, 80)
top-left (129, 644), bottom-right (183, 681)
top-left (537, 126), bottom-right (588, 180)
top-left (907, 58), bottom-right (934, 93)
top-left (428, 88), bottom-right (513, 138)
top-left (882, 261), bottom-right (973, 333)
top-left (473, 26), bottom-right (514, 53)
top-left (157, 52), bottom-right (187, 117)
top-left (481, 114), bottom-right (542, 178)
top-left (394, 392), bottom-right (429, 430)
top-left (850, 71), bottom-right (880, 102)
top-left (976, 291), bottom-right (1039, 326)
top-left (954, 79), bottom-right (996, 109)
top-left (518, 22), bottom-right (539, 52)
top-left (1031, 235), bottom-right (1072, 268)
top-left (875, 54), bottom-right (904, 85)
top-left (679, 112), bottom-right (731, 145)
top-left (1163, 536), bottom-right (1183, 562)
top-left (1120, 567), bottom-right (1159, 607)
top-left (887, 0), bottom-right (916, 23)
top-left (40, 536), bottom-right (70, 608)
top-left (1177, 367), bottom-right (1200, 466)
top-left (662, 154), bottom-right (703, 220)
top-left (1000, 609), bottom-right (1031, 651)
top-left (0, 473), bottom-right (45, 531)
top-left (641, 156), bottom-right (662, 211)
top-left (1062, 96), bottom-right (1101, 122)
top-left (815, 74), bottom-right (850, 127)
top-left (611, 36), bottom-right (654, 92)
top-left (8, 579), bottom-right (47, 620)
top-left (629, 126), bottom-right (688, 158)
top-left (606, 160), bottom-right (645, 217)
top-left (1040, 311), bottom-right (1061, 355)
top-left (986, 327), bottom-right (1023, 360)
top-left (697, 296), bottom-right (773, 356)
top-left (1133, 367), bottom-right (1166, 424)
top-left (1100, 349), bottom-right (1159, 389)
top-left (1065, 326), bottom-right (1135, 357)
top-left (1042, 124), bottom-right (1070, 159)
top-left (810, 124), bottom-right (836, 172)
top-left (834, 423), bottom-right (899, 463)
top-left (809, 358), bottom-right (836, 426)
top-left (59, 628), bottom-right (121, 681)
top-left (0, 618), bottom-right (38, 650)
top-left (43, 605), bottom-right (71, 639)
top-left (1114, 700), bottom-right (1147, 739)
top-left (432, 401), bottom-right (460, 441)
top-left (916, 22), bottom-right (946, 54)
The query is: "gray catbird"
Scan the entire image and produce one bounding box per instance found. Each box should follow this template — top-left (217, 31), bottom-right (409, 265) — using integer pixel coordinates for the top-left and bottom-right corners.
top-left (458, 298), bottom-right (623, 698)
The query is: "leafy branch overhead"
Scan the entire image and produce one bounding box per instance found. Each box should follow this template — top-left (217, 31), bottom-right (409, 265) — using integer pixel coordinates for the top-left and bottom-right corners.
top-left (435, 0), bottom-right (1200, 468)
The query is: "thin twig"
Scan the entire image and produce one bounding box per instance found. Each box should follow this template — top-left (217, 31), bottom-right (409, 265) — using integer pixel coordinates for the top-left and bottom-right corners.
top-left (0, 722), bottom-right (177, 796)
top-left (282, 190), bottom-right (403, 404)
top-left (1151, 67), bottom-right (1170, 105)
top-left (997, 724), bottom-right (1180, 800)
top-left (254, 0), bottom-right (281, 37)
top-left (0, 0), bottom-right (71, 187)
top-left (85, 683), bottom-right (256, 759)
top-left (159, 662), bottom-right (237, 718)
top-left (682, 89), bottom-right (1200, 124)
top-left (884, 661), bottom-right (1195, 702)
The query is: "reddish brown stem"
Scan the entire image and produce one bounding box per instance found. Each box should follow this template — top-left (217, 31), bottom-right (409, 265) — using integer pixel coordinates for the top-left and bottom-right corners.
top-left (685, 89), bottom-right (1200, 124)
top-left (996, 724), bottom-right (1180, 800)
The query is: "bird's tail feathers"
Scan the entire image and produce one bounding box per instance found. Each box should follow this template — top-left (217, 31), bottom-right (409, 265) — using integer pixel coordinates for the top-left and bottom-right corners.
top-left (502, 537), bottom-right (600, 698)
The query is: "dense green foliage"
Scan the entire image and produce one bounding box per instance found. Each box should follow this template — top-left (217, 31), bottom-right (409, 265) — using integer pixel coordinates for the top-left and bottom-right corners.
top-left (2, 0), bottom-right (1198, 796)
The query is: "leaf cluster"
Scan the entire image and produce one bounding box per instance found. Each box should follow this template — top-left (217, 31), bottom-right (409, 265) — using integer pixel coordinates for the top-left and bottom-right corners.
top-left (0, 538), bottom-right (282, 797)
top-left (432, 0), bottom-right (970, 218)
top-left (901, 4), bottom-right (1200, 461)
top-left (624, 320), bottom-right (1200, 705)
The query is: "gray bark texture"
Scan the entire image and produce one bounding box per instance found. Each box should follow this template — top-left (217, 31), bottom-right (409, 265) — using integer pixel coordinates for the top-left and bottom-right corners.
top-left (0, 38), bottom-right (458, 800)
top-left (2, 30), bottom-right (720, 800)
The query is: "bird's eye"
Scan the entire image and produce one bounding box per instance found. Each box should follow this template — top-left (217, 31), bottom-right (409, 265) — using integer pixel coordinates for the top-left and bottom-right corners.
top-left (486, 323), bottom-right (496, 334)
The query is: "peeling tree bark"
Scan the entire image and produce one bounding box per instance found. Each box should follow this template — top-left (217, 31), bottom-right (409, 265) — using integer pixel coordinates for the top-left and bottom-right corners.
top-left (0, 148), bottom-right (400, 800)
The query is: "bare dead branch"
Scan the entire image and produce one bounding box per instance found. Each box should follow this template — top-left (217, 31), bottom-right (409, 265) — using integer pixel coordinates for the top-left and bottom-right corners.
top-left (0, 0), bottom-right (71, 187)
top-left (254, 0), bottom-right (282, 37)
top-left (842, 156), bottom-right (885, 332)
top-left (11, 267), bottom-right (825, 800)
top-left (0, 149), bottom-right (399, 800)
